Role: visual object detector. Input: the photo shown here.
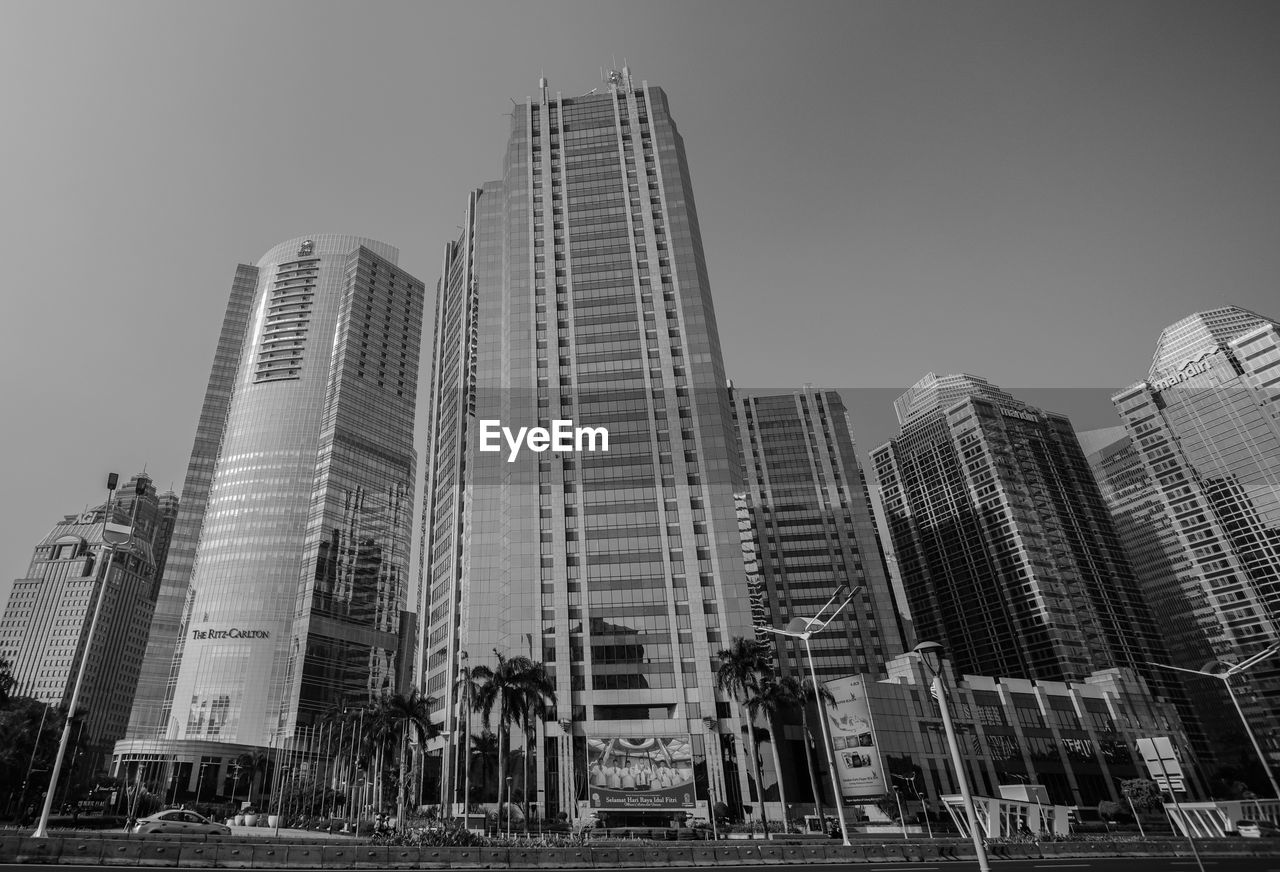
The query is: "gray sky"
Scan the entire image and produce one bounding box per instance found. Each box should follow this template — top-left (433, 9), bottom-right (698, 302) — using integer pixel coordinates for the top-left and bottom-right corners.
top-left (2, 0), bottom-right (1279, 608)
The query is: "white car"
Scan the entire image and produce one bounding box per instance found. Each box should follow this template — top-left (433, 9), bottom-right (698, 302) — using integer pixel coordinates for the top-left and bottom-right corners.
top-left (133, 810), bottom-right (232, 836)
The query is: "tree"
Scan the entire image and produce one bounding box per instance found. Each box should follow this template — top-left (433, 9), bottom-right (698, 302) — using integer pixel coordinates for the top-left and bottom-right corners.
top-left (232, 750), bottom-right (270, 807)
top-left (715, 637), bottom-right (774, 835)
top-left (469, 730), bottom-right (499, 803)
top-left (453, 654), bottom-right (490, 813)
top-left (780, 676), bottom-right (833, 825)
top-left (374, 689), bottom-right (438, 827)
top-left (511, 659), bottom-right (556, 823)
top-left (0, 698), bottom-right (63, 812)
top-left (1120, 778), bottom-right (1163, 813)
top-left (745, 676), bottom-right (799, 826)
top-left (0, 657), bottom-right (16, 708)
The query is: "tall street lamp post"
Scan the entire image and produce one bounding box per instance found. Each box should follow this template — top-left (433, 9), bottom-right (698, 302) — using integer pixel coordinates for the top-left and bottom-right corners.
top-left (33, 473), bottom-right (131, 839)
top-left (1153, 644), bottom-right (1280, 798)
top-left (761, 585), bottom-right (859, 847)
top-left (912, 642), bottom-right (990, 872)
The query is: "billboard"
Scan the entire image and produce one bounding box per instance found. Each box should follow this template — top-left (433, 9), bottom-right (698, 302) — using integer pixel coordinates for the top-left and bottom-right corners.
top-left (823, 674), bottom-right (887, 799)
top-left (586, 736), bottom-right (697, 810)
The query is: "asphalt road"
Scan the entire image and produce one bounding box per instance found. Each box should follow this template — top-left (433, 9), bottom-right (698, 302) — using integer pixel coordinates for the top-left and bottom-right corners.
top-left (4, 860), bottom-right (1280, 872)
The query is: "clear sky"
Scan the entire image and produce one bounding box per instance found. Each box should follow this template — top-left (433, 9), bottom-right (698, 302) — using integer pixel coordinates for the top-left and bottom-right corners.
top-left (2, 0), bottom-right (1278, 608)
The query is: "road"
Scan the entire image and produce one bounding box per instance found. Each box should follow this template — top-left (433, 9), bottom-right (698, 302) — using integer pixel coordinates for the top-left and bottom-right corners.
top-left (4, 859), bottom-right (1280, 872)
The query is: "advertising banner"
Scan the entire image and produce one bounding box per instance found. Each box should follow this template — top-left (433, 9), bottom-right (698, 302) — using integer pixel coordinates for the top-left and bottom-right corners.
top-left (823, 674), bottom-right (887, 799)
top-left (586, 735), bottom-right (697, 810)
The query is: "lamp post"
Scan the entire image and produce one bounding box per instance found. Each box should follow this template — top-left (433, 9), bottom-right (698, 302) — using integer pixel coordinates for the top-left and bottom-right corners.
top-left (33, 473), bottom-right (130, 839)
top-left (1113, 776), bottom-right (1145, 839)
top-left (505, 776), bottom-right (514, 838)
top-left (913, 642), bottom-right (990, 872)
top-left (1153, 644), bottom-right (1280, 798)
top-left (891, 787), bottom-right (907, 839)
top-left (761, 584), bottom-right (859, 847)
top-left (893, 772), bottom-right (932, 839)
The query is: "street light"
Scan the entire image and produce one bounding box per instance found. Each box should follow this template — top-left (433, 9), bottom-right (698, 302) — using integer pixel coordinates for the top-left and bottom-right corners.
top-left (761, 584), bottom-right (859, 847)
top-left (913, 642), bottom-right (990, 872)
top-left (505, 776), bottom-right (514, 838)
top-left (892, 772), bottom-right (932, 839)
top-left (1153, 644), bottom-right (1280, 798)
top-left (33, 473), bottom-right (131, 839)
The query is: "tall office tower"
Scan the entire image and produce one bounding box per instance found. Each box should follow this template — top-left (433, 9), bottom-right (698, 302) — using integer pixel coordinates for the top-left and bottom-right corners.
top-left (730, 388), bottom-right (907, 680)
top-left (871, 373), bottom-right (1173, 696)
top-left (1111, 306), bottom-right (1280, 774)
top-left (125, 265), bottom-right (256, 741)
top-left (114, 236), bottom-right (424, 795)
top-left (1079, 427), bottom-right (1227, 769)
top-left (0, 474), bottom-right (177, 768)
top-left (420, 70), bottom-right (757, 822)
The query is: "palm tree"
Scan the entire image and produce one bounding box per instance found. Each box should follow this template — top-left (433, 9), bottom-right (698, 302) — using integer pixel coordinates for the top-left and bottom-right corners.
top-left (232, 749), bottom-right (270, 808)
top-left (747, 676), bottom-right (800, 829)
top-left (473, 651), bottom-right (557, 828)
top-left (375, 689), bottom-right (439, 828)
top-left (785, 676), bottom-right (834, 827)
top-left (469, 729), bottom-right (499, 802)
top-left (473, 653), bottom-right (520, 826)
top-left (454, 654), bottom-right (490, 814)
top-left (511, 659), bottom-right (555, 823)
top-left (715, 637), bottom-right (773, 835)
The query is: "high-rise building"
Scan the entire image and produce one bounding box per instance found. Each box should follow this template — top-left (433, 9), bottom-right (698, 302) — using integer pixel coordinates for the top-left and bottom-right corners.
top-left (1079, 427), bottom-right (1225, 767)
top-left (419, 70), bottom-right (758, 822)
top-left (1111, 306), bottom-right (1280, 774)
top-left (125, 264), bottom-right (256, 741)
top-left (871, 373), bottom-right (1174, 696)
top-left (0, 474), bottom-right (178, 768)
top-left (113, 236), bottom-right (425, 798)
top-left (730, 388), bottom-right (907, 680)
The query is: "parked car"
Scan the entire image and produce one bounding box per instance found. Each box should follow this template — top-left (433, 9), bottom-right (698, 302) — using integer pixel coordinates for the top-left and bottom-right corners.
top-left (1236, 819), bottom-right (1280, 839)
top-left (133, 810), bottom-right (232, 836)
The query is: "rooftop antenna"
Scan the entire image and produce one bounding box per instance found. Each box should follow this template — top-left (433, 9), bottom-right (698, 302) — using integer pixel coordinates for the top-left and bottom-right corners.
top-left (539, 71), bottom-right (548, 103)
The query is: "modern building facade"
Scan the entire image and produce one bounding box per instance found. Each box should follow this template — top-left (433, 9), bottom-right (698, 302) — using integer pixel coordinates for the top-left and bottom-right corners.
top-left (113, 235), bottom-right (425, 797)
top-left (730, 388), bottom-right (907, 680)
top-left (419, 70), bottom-right (758, 822)
top-left (1, 474), bottom-right (178, 769)
top-left (871, 374), bottom-right (1176, 699)
top-left (1080, 427), bottom-right (1231, 769)
top-left (125, 264), bottom-right (257, 742)
top-left (1110, 306), bottom-right (1280, 774)
top-left (861, 653), bottom-right (1202, 812)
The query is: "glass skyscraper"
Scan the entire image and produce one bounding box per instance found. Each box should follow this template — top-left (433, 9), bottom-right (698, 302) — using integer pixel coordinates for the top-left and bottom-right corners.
top-left (730, 388), bottom-right (907, 680)
top-left (1111, 306), bottom-right (1280, 772)
top-left (872, 374), bottom-right (1175, 693)
top-left (419, 70), bottom-right (757, 822)
top-left (114, 235), bottom-right (424, 792)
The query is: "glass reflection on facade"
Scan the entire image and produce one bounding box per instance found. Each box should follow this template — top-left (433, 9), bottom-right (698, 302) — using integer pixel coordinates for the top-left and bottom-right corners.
top-left (1111, 307), bottom-right (1280, 770)
top-left (115, 236), bottom-right (424, 776)
top-left (872, 374), bottom-right (1176, 697)
top-left (420, 71), bottom-right (756, 820)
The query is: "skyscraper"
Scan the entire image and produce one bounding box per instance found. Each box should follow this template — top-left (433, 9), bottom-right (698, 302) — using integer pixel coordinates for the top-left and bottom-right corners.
top-left (114, 235), bottom-right (424, 794)
top-left (1079, 427), bottom-right (1224, 767)
top-left (730, 388), bottom-right (907, 680)
top-left (419, 70), bottom-right (757, 822)
top-left (1, 474), bottom-right (177, 768)
top-left (871, 373), bottom-right (1172, 694)
top-left (1111, 306), bottom-right (1280, 773)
